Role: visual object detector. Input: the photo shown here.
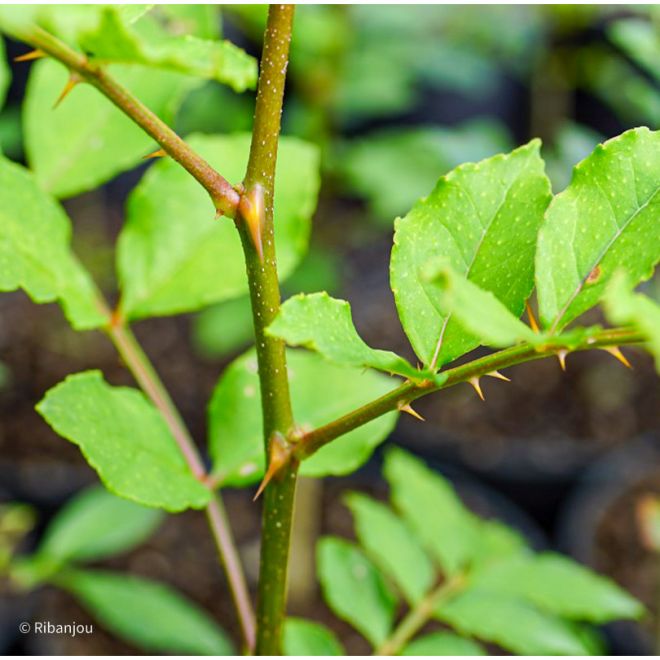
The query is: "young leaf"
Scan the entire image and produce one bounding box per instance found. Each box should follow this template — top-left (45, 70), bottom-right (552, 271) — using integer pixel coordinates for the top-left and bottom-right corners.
top-left (317, 537), bottom-right (397, 648)
top-left (401, 631), bottom-right (486, 656)
top-left (470, 552), bottom-right (644, 623)
top-left (436, 590), bottom-right (590, 655)
top-left (36, 371), bottom-right (211, 512)
top-left (383, 448), bottom-right (480, 576)
top-left (60, 569), bottom-right (233, 655)
top-left (208, 349), bottom-right (397, 486)
top-left (0, 38), bottom-right (10, 110)
top-left (391, 140), bottom-right (550, 368)
top-left (283, 618), bottom-right (344, 656)
top-left (536, 127), bottom-right (660, 332)
top-left (118, 134), bottom-right (320, 319)
top-left (422, 259), bottom-right (539, 348)
top-left (0, 154), bottom-right (108, 330)
top-left (267, 292), bottom-right (422, 379)
top-left (37, 485), bottom-right (163, 564)
top-left (344, 492), bottom-right (434, 605)
top-left (24, 60), bottom-right (197, 198)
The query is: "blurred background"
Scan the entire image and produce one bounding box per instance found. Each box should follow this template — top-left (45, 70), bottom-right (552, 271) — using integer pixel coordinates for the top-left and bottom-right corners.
top-left (1, 4), bottom-right (659, 654)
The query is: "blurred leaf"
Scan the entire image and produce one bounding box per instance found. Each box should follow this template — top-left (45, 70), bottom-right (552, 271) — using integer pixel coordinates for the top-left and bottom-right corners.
top-left (62, 569), bottom-right (233, 655)
top-left (401, 631), bottom-right (486, 656)
top-left (536, 128), bottom-right (660, 332)
top-left (391, 141), bottom-right (550, 367)
top-left (0, 154), bottom-right (107, 330)
top-left (317, 537), bottom-right (397, 648)
top-left (344, 492), bottom-right (434, 605)
top-left (37, 485), bottom-right (163, 564)
top-left (37, 371), bottom-right (211, 512)
top-left (637, 495), bottom-right (660, 552)
top-left (158, 5), bottom-right (222, 40)
top-left (208, 349), bottom-right (398, 486)
top-left (283, 246), bottom-right (341, 296)
top-left (609, 18), bottom-right (660, 84)
top-left (24, 59), bottom-right (196, 198)
top-left (283, 618), bottom-right (344, 656)
top-left (0, 106), bottom-right (22, 160)
top-left (118, 134), bottom-right (320, 319)
top-left (192, 295), bottom-right (254, 359)
top-left (268, 293), bottom-right (422, 379)
top-left (0, 38), bottom-right (10, 110)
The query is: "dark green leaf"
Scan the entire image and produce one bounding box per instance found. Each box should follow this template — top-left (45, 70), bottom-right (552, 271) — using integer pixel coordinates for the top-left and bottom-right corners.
top-left (283, 618), bottom-right (344, 656)
top-left (0, 38), bottom-right (10, 110)
top-left (401, 631), bottom-right (486, 656)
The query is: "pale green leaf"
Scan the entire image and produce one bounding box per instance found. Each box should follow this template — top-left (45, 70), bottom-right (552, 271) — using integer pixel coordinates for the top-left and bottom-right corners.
top-left (208, 349), bottom-right (398, 486)
top-left (0, 38), bottom-right (10, 110)
top-left (268, 292), bottom-right (422, 379)
top-left (536, 127), bottom-right (660, 332)
top-left (0, 154), bottom-right (107, 329)
top-left (118, 134), bottom-right (320, 319)
top-left (401, 631), bottom-right (486, 656)
top-left (61, 569), bottom-right (233, 655)
top-left (317, 537), bottom-right (397, 648)
top-left (37, 484), bottom-right (163, 564)
top-left (391, 140), bottom-right (550, 368)
top-left (284, 618), bottom-right (344, 656)
top-left (436, 591), bottom-right (590, 655)
top-left (24, 59), bottom-right (196, 198)
top-left (36, 371), bottom-right (211, 512)
top-left (608, 19), bottom-right (660, 85)
top-left (345, 493), bottom-right (434, 605)
top-left (470, 552), bottom-right (644, 623)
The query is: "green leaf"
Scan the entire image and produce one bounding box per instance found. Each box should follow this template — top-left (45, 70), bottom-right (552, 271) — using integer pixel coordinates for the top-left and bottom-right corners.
top-left (192, 295), bottom-right (254, 359)
top-left (283, 618), bottom-right (344, 656)
top-left (608, 19), bottom-right (660, 85)
top-left (422, 259), bottom-right (539, 348)
top-left (61, 569), bottom-right (233, 655)
top-left (118, 134), bottom-right (320, 319)
top-left (0, 38), bottom-right (10, 110)
top-left (391, 140), bottom-right (550, 368)
top-left (383, 448), bottom-right (480, 576)
top-left (536, 127), bottom-right (660, 332)
top-left (36, 371), bottom-right (211, 512)
top-left (208, 349), bottom-right (398, 486)
top-left (603, 271), bottom-right (660, 373)
top-left (24, 59), bottom-right (196, 198)
top-left (470, 552), bottom-right (644, 623)
top-left (436, 591), bottom-right (590, 655)
top-left (344, 492), bottom-right (434, 605)
top-left (37, 485), bottom-right (163, 564)
top-left (268, 292), bottom-right (422, 379)
top-left (401, 631), bottom-right (486, 656)
top-left (0, 154), bottom-right (107, 330)
top-left (317, 537), bottom-right (397, 648)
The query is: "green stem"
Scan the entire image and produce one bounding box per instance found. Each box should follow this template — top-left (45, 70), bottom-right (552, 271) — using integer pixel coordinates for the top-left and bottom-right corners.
top-left (238, 6), bottom-right (296, 655)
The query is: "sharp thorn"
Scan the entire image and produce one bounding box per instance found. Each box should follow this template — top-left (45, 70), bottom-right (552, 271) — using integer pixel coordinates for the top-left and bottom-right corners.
top-left (486, 370), bottom-right (510, 382)
top-left (53, 73), bottom-right (81, 109)
top-left (398, 403), bottom-right (425, 421)
top-left (253, 433), bottom-right (289, 501)
top-left (526, 300), bottom-right (540, 333)
top-left (602, 346), bottom-right (632, 369)
top-left (143, 148), bottom-right (167, 160)
top-left (14, 49), bottom-right (46, 63)
top-left (557, 350), bottom-right (568, 371)
top-left (238, 184), bottom-right (265, 262)
top-left (468, 377), bottom-right (485, 401)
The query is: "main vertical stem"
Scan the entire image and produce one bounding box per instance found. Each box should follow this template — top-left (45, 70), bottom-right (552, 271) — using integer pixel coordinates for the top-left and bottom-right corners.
top-left (240, 5), bottom-right (297, 655)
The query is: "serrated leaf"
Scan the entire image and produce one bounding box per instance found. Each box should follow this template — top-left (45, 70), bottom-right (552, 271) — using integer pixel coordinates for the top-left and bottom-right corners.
top-left (345, 493), bottom-right (434, 605)
top-left (268, 292), bottom-right (422, 379)
top-left (436, 590), bottom-right (590, 655)
top-left (118, 134), bottom-right (320, 319)
top-left (317, 537), bottom-right (397, 648)
top-left (283, 618), bottom-right (344, 656)
top-left (24, 59), bottom-right (196, 198)
top-left (391, 140), bottom-right (551, 368)
top-left (0, 154), bottom-right (107, 329)
top-left (401, 631), bottom-right (486, 656)
top-left (536, 127), bottom-right (660, 332)
top-left (36, 371), bottom-right (211, 512)
top-left (383, 448), bottom-right (480, 576)
top-left (0, 38), bottom-right (10, 110)
top-left (37, 484), bottom-right (163, 564)
top-left (470, 552), bottom-right (643, 623)
top-left (60, 569), bottom-right (233, 655)
top-left (208, 349), bottom-right (397, 486)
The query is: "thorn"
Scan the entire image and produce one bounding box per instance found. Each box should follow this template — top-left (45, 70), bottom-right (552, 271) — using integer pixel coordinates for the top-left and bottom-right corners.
top-left (253, 433), bottom-right (289, 501)
top-left (143, 148), bottom-right (167, 160)
top-left (14, 49), bottom-right (46, 63)
top-left (53, 73), bottom-right (82, 109)
top-left (468, 377), bottom-right (485, 401)
top-left (557, 349), bottom-right (568, 371)
top-left (238, 184), bottom-right (265, 262)
top-left (486, 370), bottom-right (510, 382)
top-left (398, 402), bottom-right (425, 421)
top-left (602, 346), bottom-right (632, 369)
top-left (526, 300), bottom-right (540, 333)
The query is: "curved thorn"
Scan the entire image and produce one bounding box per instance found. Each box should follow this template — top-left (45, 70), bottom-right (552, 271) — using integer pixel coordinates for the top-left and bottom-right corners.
top-left (525, 300), bottom-right (540, 333)
top-left (53, 73), bottom-right (81, 109)
top-left (602, 346), bottom-right (632, 369)
top-left (143, 148), bottom-right (167, 160)
top-left (398, 403), bottom-right (425, 421)
top-left (557, 349), bottom-right (568, 371)
top-left (486, 370), bottom-right (510, 382)
top-left (14, 49), bottom-right (46, 63)
top-left (253, 433), bottom-right (289, 501)
top-left (238, 184), bottom-right (265, 262)
top-left (468, 377), bottom-right (485, 401)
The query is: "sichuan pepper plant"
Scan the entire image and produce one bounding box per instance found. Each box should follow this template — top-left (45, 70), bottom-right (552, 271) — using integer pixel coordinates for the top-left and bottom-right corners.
top-left (0, 4), bottom-right (659, 655)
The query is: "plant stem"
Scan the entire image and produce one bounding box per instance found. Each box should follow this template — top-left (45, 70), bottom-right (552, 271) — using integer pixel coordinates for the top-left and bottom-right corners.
top-left (17, 27), bottom-right (239, 217)
top-left (238, 5), bottom-right (296, 655)
top-left (294, 327), bottom-right (645, 461)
